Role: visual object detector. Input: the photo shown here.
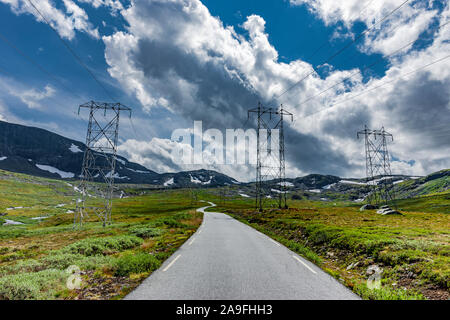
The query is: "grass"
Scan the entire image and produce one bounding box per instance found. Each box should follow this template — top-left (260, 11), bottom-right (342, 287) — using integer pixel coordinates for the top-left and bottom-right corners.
top-left (1, 169), bottom-right (448, 300)
top-left (113, 253), bottom-right (161, 276)
top-left (62, 235), bottom-right (143, 256)
top-left (202, 187), bottom-right (449, 300)
top-left (0, 170), bottom-right (203, 300)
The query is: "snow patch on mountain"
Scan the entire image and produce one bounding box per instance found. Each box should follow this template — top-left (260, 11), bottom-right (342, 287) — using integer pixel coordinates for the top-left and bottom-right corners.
top-left (190, 175), bottom-right (202, 184)
top-left (190, 174), bottom-right (213, 185)
top-left (164, 178), bottom-right (174, 186)
top-left (105, 171), bottom-right (129, 179)
top-left (115, 157), bottom-right (126, 165)
top-left (323, 183), bottom-right (338, 189)
top-left (126, 167), bottom-right (151, 173)
top-left (69, 143), bottom-right (83, 153)
top-left (340, 180), bottom-right (367, 185)
top-left (278, 181), bottom-right (294, 187)
top-left (36, 164), bottom-right (75, 178)
top-left (271, 189), bottom-right (283, 194)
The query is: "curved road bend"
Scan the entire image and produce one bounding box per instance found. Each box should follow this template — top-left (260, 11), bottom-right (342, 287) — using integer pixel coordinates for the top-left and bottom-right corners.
top-left (125, 202), bottom-right (359, 300)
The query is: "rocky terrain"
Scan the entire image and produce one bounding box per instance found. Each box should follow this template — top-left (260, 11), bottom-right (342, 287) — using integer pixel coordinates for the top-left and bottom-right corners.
top-left (0, 121), bottom-right (239, 188)
top-left (0, 120), bottom-right (448, 197)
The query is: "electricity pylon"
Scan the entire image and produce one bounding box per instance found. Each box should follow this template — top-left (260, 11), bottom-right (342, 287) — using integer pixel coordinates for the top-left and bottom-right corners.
top-left (357, 125), bottom-right (395, 206)
top-left (190, 186), bottom-right (199, 205)
top-left (248, 103), bottom-right (293, 211)
top-left (75, 101), bottom-right (131, 227)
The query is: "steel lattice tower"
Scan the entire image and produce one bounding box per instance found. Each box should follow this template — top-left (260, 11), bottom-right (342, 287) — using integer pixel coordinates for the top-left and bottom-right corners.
top-left (248, 103), bottom-right (293, 211)
top-left (189, 186), bottom-right (199, 205)
top-left (277, 105), bottom-right (292, 209)
top-left (75, 101), bottom-right (131, 227)
top-left (357, 125), bottom-right (395, 206)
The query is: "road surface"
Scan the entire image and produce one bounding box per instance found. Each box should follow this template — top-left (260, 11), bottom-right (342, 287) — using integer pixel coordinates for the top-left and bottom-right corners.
top-left (125, 202), bottom-right (359, 300)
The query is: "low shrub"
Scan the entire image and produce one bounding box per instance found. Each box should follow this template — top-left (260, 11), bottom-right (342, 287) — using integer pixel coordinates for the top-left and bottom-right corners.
top-left (62, 235), bottom-right (143, 256)
top-left (113, 252), bottom-right (160, 276)
top-left (161, 218), bottom-right (184, 228)
top-left (354, 283), bottom-right (425, 300)
top-left (42, 252), bottom-right (114, 270)
top-left (0, 259), bottom-right (43, 276)
top-left (129, 225), bottom-right (162, 239)
top-left (0, 269), bottom-right (66, 300)
top-left (285, 240), bottom-right (322, 265)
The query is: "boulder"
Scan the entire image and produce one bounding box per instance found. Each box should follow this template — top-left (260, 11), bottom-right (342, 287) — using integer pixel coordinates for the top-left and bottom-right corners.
top-left (346, 261), bottom-right (360, 270)
top-left (360, 204), bottom-right (379, 211)
top-left (381, 209), bottom-right (402, 215)
top-left (376, 206), bottom-right (402, 215)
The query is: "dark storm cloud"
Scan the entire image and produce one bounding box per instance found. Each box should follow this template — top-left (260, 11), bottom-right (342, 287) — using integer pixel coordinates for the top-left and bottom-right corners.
top-left (132, 39), bottom-right (258, 129)
top-left (317, 104), bottom-right (372, 139)
top-left (284, 125), bottom-right (358, 176)
top-left (387, 72), bottom-right (450, 148)
top-left (131, 37), bottom-right (361, 176)
top-left (105, 0), bottom-right (449, 178)
top-left (120, 0), bottom-right (369, 177)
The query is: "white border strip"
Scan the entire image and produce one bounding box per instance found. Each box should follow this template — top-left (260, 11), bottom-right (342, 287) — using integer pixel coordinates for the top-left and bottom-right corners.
top-left (293, 255), bottom-right (317, 274)
top-left (163, 254), bottom-right (181, 272)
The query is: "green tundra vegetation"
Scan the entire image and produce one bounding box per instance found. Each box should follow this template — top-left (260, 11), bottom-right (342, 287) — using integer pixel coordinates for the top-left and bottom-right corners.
top-left (0, 170), bottom-right (202, 300)
top-left (203, 186), bottom-right (449, 300)
top-left (0, 169), bottom-right (448, 300)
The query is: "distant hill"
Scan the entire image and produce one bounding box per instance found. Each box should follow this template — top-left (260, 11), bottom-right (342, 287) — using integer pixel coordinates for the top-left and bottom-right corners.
top-left (0, 120), bottom-right (448, 196)
top-left (236, 171), bottom-right (449, 202)
top-left (0, 120), bottom-right (239, 187)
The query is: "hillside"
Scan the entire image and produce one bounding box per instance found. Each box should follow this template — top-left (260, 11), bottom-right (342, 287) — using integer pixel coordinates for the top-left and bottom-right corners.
top-left (236, 171), bottom-right (449, 202)
top-left (0, 121), bottom-right (238, 187)
top-left (0, 120), bottom-right (448, 197)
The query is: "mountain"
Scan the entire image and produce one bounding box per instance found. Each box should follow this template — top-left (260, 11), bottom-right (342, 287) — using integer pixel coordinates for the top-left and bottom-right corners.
top-left (0, 120), bottom-right (448, 196)
top-left (0, 120), bottom-right (238, 187)
top-left (236, 171), bottom-right (449, 202)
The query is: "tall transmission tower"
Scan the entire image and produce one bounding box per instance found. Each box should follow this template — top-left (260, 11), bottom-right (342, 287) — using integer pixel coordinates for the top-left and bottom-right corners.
top-left (357, 125), bottom-right (395, 206)
top-left (277, 105), bottom-right (293, 209)
top-left (248, 103), bottom-right (293, 211)
top-left (75, 101), bottom-right (132, 227)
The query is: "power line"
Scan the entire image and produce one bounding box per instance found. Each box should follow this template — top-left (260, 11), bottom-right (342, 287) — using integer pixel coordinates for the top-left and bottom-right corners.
top-left (275, 0), bottom-right (411, 100)
top-left (292, 20), bottom-right (450, 109)
top-left (23, 0), bottom-right (149, 143)
top-left (25, 0), bottom-right (116, 101)
top-left (0, 31), bottom-right (84, 101)
top-left (303, 0), bottom-right (376, 63)
top-left (299, 53), bottom-right (450, 119)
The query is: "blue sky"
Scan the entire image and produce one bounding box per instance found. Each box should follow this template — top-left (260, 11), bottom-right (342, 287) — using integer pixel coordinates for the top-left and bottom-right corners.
top-left (0, 0), bottom-right (448, 180)
top-left (204, 0), bottom-right (388, 73)
top-left (0, 0), bottom-right (387, 135)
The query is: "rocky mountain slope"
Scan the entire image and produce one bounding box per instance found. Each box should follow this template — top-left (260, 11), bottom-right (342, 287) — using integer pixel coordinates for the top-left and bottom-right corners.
top-left (235, 170), bottom-right (449, 201)
top-left (0, 120), bottom-right (239, 187)
top-left (0, 120), bottom-right (448, 196)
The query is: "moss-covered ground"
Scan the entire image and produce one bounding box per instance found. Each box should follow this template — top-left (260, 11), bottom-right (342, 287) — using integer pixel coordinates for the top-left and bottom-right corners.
top-left (0, 170), bottom-right (203, 300)
top-left (201, 187), bottom-right (449, 300)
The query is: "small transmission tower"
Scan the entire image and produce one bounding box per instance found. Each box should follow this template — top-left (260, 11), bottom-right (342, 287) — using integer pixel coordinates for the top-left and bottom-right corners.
top-left (248, 103), bottom-right (293, 211)
top-left (357, 125), bottom-right (395, 206)
top-left (189, 186), bottom-right (199, 205)
top-left (75, 101), bottom-right (132, 227)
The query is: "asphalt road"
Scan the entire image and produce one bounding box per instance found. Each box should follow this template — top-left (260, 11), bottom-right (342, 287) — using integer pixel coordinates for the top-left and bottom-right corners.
top-left (125, 202), bottom-right (360, 300)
